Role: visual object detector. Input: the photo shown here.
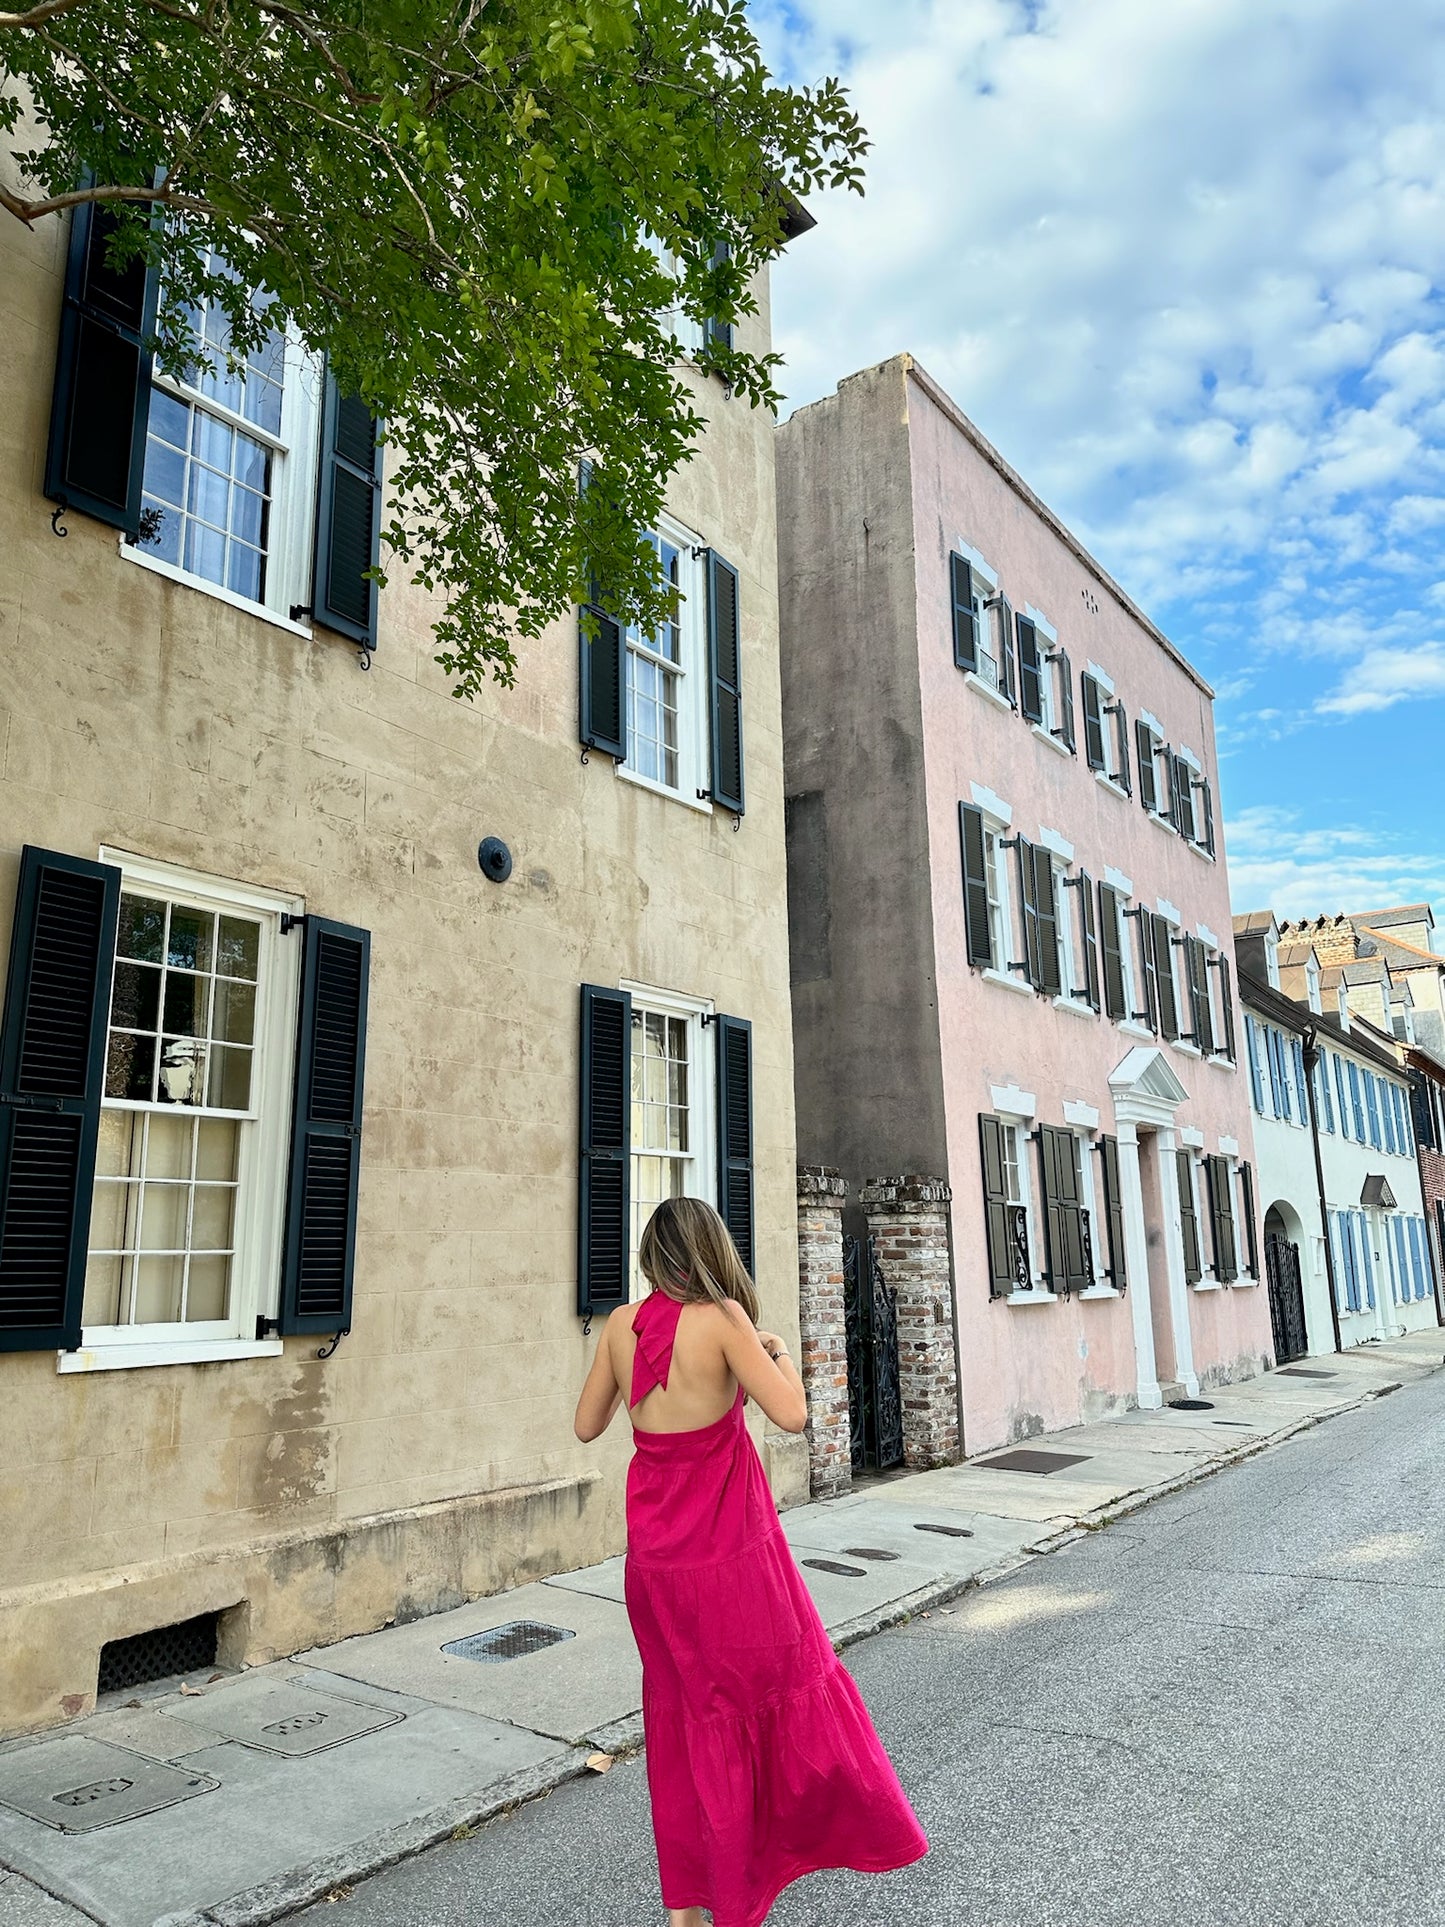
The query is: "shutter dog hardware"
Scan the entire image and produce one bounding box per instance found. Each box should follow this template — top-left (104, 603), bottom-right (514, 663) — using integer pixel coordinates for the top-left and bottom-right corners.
top-left (477, 837), bottom-right (513, 884)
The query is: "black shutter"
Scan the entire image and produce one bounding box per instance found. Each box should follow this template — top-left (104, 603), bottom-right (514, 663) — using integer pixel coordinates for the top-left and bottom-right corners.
top-left (980, 1114), bottom-right (1015, 1299)
top-left (703, 239), bottom-right (734, 355)
top-left (1153, 916), bottom-right (1179, 1040)
top-left (1112, 704), bottom-right (1132, 793)
top-left (1411, 1073), bottom-right (1435, 1152)
top-left (706, 550), bottom-right (745, 813)
top-left (951, 554), bottom-right (978, 672)
top-left (1034, 848), bottom-right (1061, 997)
top-left (1053, 649), bottom-right (1076, 751)
top-left (312, 375), bottom-right (384, 648)
top-left (578, 461), bottom-right (626, 760)
top-left (1205, 1155), bottom-right (1238, 1282)
top-left (1016, 616), bottom-right (1044, 724)
top-left (1098, 1136), bottom-right (1128, 1291)
top-left (578, 984), bottom-right (632, 1315)
top-left (0, 847), bottom-right (121, 1351)
top-left (1136, 721), bottom-right (1158, 813)
top-left (1082, 676), bottom-right (1107, 770)
top-left (1016, 835), bottom-right (1041, 986)
top-left (45, 195), bottom-right (158, 536)
top-left (1135, 909), bottom-right (1159, 1031)
top-left (716, 1014), bottom-right (754, 1276)
top-left (1189, 938), bottom-right (1214, 1053)
top-left (1177, 1149), bottom-right (1202, 1284)
top-left (1195, 775), bottom-right (1216, 856)
top-left (959, 803), bottom-right (993, 967)
top-left (1038, 1126), bottom-right (1087, 1295)
top-left (1217, 956), bottom-right (1237, 1061)
top-left (997, 602), bottom-right (1017, 706)
top-left (1076, 872), bottom-right (1101, 1011)
top-left (1239, 1161), bottom-right (1259, 1277)
top-left (279, 918), bottom-right (370, 1336)
top-left (1172, 754), bottom-right (1196, 841)
top-left (1037, 1127), bottom-right (1064, 1293)
top-left (1099, 883), bottom-right (1127, 1020)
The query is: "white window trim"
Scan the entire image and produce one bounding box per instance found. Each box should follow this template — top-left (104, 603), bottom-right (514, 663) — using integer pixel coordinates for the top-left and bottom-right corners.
top-left (1084, 660), bottom-right (1115, 696)
top-left (1074, 1128), bottom-right (1112, 1293)
top-left (1094, 771), bottom-right (1129, 801)
top-left (1031, 723), bottom-right (1073, 760)
top-left (620, 978), bottom-right (717, 1301)
top-left (984, 967), bottom-right (1035, 998)
top-left (61, 852), bottom-right (304, 1373)
top-left (966, 672), bottom-right (1014, 713)
top-left (121, 543), bottom-right (315, 639)
top-left (1175, 744), bottom-right (1202, 774)
top-left (989, 1084), bottom-right (1036, 1119)
top-left (616, 512), bottom-right (712, 814)
top-left (969, 782), bottom-right (1012, 825)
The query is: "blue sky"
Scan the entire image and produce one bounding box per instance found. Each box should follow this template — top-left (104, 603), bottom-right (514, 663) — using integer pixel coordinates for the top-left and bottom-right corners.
top-left (757, 0), bottom-right (1445, 929)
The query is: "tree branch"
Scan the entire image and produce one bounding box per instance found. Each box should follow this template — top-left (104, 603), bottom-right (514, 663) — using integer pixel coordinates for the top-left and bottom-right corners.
top-left (0, 0), bottom-right (95, 28)
top-left (0, 178), bottom-right (222, 223)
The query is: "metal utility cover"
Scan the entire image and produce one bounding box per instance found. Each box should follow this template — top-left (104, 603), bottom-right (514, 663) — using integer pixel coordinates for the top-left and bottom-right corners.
top-left (1168, 1398), bottom-right (1215, 1411)
top-left (914, 1521), bottom-right (974, 1539)
top-left (1277, 1367), bottom-right (1337, 1379)
top-left (442, 1621), bottom-right (576, 1665)
top-left (801, 1558), bottom-right (866, 1578)
top-left (979, 1449), bottom-right (1091, 1475)
top-left (841, 1547), bottom-right (901, 1561)
top-left (0, 1737), bottom-right (217, 1834)
top-left (164, 1681), bottom-right (403, 1757)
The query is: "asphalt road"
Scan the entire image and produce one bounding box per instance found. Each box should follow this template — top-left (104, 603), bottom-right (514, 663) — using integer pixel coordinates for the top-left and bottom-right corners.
top-left (301, 1369), bottom-right (1445, 1927)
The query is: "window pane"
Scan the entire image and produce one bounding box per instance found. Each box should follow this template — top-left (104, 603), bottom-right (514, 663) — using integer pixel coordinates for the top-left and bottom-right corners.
top-left (227, 542), bottom-right (263, 601)
top-left (185, 518), bottom-right (227, 586)
top-left (213, 979), bottom-right (255, 1045)
top-left (207, 1044), bottom-right (253, 1111)
top-left (134, 1254), bottom-right (184, 1324)
top-left (190, 1183), bottom-right (235, 1251)
top-left (158, 1036), bottom-right (208, 1106)
top-left (189, 459), bottom-right (231, 532)
top-left (185, 1254), bottom-right (231, 1322)
top-left (168, 908), bottom-right (214, 973)
top-left (95, 1107), bottom-right (138, 1179)
top-left (89, 1178), bottom-right (134, 1253)
top-left (82, 1255), bottom-right (125, 1327)
top-left (140, 497), bottom-right (183, 565)
top-left (143, 436), bottom-right (186, 510)
top-left (217, 917), bottom-right (260, 981)
top-left (118, 896), bottom-right (166, 964)
top-left (106, 1031), bottom-right (156, 1102)
top-left (111, 961), bottom-right (161, 1033)
top-left (146, 1113), bottom-right (193, 1180)
top-left (150, 387), bottom-right (189, 450)
top-left (193, 410), bottom-right (233, 474)
top-left (196, 1117), bottom-right (239, 1180)
top-left (163, 969), bottom-right (209, 1038)
top-left (139, 1180), bottom-right (188, 1252)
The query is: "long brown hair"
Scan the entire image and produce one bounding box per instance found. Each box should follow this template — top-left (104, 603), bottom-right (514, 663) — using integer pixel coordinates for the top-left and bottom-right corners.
top-left (638, 1196), bottom-right (760, 1326)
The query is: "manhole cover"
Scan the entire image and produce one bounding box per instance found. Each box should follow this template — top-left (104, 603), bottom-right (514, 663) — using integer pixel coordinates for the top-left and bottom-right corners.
top-left (165, 1680), bottom-right (403, 1757)
top-left (1213, 1420), bottom-right (1254, 1428)
top-left (841, 1547), bottom-right (900, 1561)
top-left (1277, 1367), bottom-right (1335, 1379)
top-left (979, 1449), bottom-right (1090, 1475)
top-left (1167, 1398), bottom-right (1215, 1411)
top-left (0, 1738), bottom-right (217, 1834)
top-left (914, 1522), bottom-right (974, 1538)
top-left (442, 1621), bottom-right (576, 1664)
top-left (802, 1559), bottom-right (866, 1578)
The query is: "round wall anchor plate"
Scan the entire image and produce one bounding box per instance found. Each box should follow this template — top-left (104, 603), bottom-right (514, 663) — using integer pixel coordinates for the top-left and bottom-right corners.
top-left (478, 837), bottom-right (513, 883)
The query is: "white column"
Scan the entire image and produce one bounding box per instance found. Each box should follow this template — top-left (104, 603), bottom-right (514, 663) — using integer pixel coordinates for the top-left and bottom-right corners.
top-left (1155, 1126), bottom-right (1200, 1397)
top-left (1116, 1123), bottom-right (1162, 1410)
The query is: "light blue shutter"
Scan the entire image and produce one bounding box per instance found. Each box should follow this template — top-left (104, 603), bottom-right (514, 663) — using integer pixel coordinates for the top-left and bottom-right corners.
top-left (1396, 1085), bottom-right (1413, 1156)
top-left (1265, 1030), bottom-right (1283, 1117)
top-left (1358, 1212), bottom-right (1376, 1309)
top-left (1317, 1055), bottom-right (1335, 1133)
top-left (1390, 1218), bottom-right (1407, 1304)
top-left (1365, 1072), bottom-right (1382, 1150)
top-left (1245, 1018), bottom-right (1265, 1114)
top-left (1336, 1213), bottom-right (1355, 1311)
top-left (1348, 1061), bottom-right (1366, 1141)
top-left (1410, 1217), bottom-right (1428, 1299)
top-left (1383, 1082), bottom-right (1398, 1155)
top-left (1292, 1039), bottom-right (1309, 1127)
top-left (1334, 1054), bottom-right (1349, 1139)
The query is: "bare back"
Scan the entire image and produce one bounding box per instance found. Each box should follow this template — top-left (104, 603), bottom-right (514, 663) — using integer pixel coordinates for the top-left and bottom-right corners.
top-left (610, 1298), bottom-right (739, 1434)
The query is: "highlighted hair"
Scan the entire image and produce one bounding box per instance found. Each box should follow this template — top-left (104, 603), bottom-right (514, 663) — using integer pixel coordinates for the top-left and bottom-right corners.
top-left (638, 1196), bottom-right (760, 1326)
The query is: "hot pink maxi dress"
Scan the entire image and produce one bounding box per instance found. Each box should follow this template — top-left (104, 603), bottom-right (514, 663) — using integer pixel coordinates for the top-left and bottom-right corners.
top-left (623, 1290), bottom-right (928, 1927)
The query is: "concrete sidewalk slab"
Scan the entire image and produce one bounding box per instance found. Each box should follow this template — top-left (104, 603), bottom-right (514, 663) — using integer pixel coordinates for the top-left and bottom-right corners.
top-left (0, 1871), bottom-right (94, 1926)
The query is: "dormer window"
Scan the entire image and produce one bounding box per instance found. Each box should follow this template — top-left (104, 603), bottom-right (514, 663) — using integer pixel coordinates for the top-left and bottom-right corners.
top-left (1264, 930), bottom-right (1280, 990)
top-left (1305, 956), bottom-right (1322, 1013)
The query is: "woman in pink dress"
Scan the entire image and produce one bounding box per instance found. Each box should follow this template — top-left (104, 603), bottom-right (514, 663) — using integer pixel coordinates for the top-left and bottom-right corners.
top-left (574, 1196), bottom-right (927, 1927)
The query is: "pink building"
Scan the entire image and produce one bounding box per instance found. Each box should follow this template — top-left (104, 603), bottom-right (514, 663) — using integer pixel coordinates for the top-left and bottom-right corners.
top-left (778, 356), bottom-right (1272, 1459)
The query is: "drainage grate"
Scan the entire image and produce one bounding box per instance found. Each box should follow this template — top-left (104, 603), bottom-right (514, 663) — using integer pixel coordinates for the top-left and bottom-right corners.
top-left (1277, 1367), bottom-right (1336, 1379)
top-left (0, 1738), bottom-right (217, 1835)
top-left (914, 1522), bottom-right (974, 1539)
top-left (1167, 1398), bottom-right (1215, 1411)
top-left (802, 1559), bottom-right (866, 1578)
top-left (442, 1621), bottom-right (575, 1665)
top-left (841, 1547), bottom-right (900, 1562)
top-left (979, 1449), bottom-right (1090, 1475)
top-left (97, 1613), bottom-right (219, 1696)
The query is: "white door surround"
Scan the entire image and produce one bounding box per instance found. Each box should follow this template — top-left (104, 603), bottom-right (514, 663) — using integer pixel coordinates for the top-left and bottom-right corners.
top-left (1109, 1046), bottom-right (1200, 1405)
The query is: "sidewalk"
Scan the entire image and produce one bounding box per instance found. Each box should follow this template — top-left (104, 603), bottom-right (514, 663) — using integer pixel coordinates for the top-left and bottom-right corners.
top-left (2, 1330), bottom-right (1440, 1927)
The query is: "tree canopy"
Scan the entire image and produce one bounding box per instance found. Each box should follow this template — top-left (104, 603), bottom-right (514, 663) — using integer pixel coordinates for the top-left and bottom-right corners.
top-left (0, 0), bottom-right (865, 695)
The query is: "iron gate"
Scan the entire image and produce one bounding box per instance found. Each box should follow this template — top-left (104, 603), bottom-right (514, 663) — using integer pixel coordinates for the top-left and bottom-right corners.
top-left (843, 1233), bottom-right (904, 1471)
top-left (1266, 1236), bottom-right (1309, 1365)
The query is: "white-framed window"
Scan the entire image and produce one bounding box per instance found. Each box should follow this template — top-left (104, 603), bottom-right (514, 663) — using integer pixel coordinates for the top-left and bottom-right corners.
top-left (621, 516), bottom-right (709, 805)
top-left (1305, 956), bottom-right (1323, 1013)
top-left (1076, 1131), bottom-right (1107, 1287)
top-left (984, 823), bottom-right (1010, 970)
top-left (132, 251), bottom-right (323, 626)
top-left (1052, 861), bottom-right (1082, 1005)
top-left (76, 854), bottom-right (301, 1364)
top-left (643, 232), bottom-right (707, 359)
top-left (625, 983), bottom-right (716, 1297)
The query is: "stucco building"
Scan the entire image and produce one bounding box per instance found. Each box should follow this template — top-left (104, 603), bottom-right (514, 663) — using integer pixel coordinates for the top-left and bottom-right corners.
top-left (0, 197), bottom-right (804, 1734)
top-left (777, 355), bottom-right (1271, 1460)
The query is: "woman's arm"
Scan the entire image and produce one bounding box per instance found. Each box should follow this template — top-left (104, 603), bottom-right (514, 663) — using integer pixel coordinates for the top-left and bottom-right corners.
top-left (573, 1321), bottom-right (623, 1442)
top-left (718, 1302), bottom-right (809, 1434)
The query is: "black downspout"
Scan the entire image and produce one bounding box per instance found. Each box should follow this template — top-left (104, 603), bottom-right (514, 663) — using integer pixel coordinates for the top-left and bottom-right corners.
top-left (1302, 1027), bottom-right (1344, 1355)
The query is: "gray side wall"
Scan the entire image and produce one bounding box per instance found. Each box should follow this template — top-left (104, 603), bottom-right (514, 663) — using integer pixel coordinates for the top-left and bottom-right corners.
top-left (776, 358), bottom-right (948, 1191)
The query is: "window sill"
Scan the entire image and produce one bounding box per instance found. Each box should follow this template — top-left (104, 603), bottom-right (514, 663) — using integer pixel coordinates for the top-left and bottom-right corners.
top-left (58, 1335), bottom-right (286, 1374)
top-left (616, 763), bottom-right (713, 815)
top-left (1191, 1278), bottom-right (1223, 1293)
top-left (1174, 1042), bottom-right (1203, 1059)
top-left (1030, 723), bottom-right (1074, 759)
top-left (1119, 1020), bottom-right (1155, 1041)
top-left (120, 542), bottom-right (314, 640)
top-left (1229, 1275), bottom-right (1258, 1289)
top-left (1053, 996), bottom-right (1096, 1021)
top-left (1148, 812), bottom-right (1178, 837)
top-left (1188, 843), bottom-right (1217, 863)
top-left (1006, 1288), bottom-right (1058, 1306)
top-left (1094, 772), bottom-right (1129, 801)
top-left (982, 967), bottom-right (1035, 998)
top-left (965, 671), bottom-right (1015, 713)
top-left (1079, 1285), bottom-right (1121, 1301)
top-left (1207, 1054), bottom-right (1237, 1072)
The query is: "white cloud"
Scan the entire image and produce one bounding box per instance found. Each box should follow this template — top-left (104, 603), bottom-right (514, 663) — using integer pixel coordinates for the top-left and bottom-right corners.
top-left (1225, 807), bottom-right (1445, 924)
top-left (1316, 642), bottom-right (1445, 714)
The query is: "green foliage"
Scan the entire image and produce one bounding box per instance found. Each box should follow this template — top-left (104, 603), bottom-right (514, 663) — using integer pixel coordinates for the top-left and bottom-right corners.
top-left (0, 0), bottom-right (865, 694)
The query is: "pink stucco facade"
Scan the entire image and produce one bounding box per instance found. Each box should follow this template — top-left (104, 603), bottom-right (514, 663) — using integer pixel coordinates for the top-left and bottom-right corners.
top-left (779, 355), bottom-right (1273, 1455)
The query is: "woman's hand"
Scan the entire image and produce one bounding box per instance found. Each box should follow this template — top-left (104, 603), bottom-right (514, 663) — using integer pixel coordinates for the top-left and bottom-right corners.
top-left (755, 1329), bottom-right (789, 1361)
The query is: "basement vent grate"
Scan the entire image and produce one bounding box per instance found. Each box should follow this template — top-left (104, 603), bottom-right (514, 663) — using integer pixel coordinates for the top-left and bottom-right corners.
top-left (802, 1559), bottom-right (866, 1578)
top-left (914, 1522), bottom-right (974, 1538)
top-left (97, 1613), bottom-right (219, 1696)
top-left (442, 1621), bottom-right (575, 1665)
top-left (979, 1449), bottom-right (1090, 1475)
top-left (1277, 1367), bottom-right (1336, 1379)
top-left (1167, 1398), bottom-right (1215, 1411)
top-left (841, 1547), bottom-right (901, 1562)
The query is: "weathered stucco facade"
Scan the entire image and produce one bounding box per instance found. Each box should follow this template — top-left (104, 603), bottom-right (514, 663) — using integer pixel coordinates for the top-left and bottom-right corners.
top-left (778, 355), bottom-right (1272, 1460)
top-left (0, 203), bottom-right (802, 1735)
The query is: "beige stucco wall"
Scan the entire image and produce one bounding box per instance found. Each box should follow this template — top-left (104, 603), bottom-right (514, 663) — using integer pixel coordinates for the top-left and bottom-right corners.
top-left (0, 206), bottom-right (803, 1735)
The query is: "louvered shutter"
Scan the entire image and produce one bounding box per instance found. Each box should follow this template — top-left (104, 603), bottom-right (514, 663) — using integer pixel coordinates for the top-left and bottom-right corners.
top-left (1037, 1128), bottom-right (1064, 1293)
top-left (950, 554), bottom-right (978, 672)
top-left (998, 604), bottom-right (1017, 706)
top-left (45, 195), bottom-right (158, 535)
top-left (578, 984), bottom-right (632, 1315)
top-left (706, 550), bottom-right (745, 813)
top-left (1334, 1054), bottom-right (1350, 1140)
top-left (1053, 649), bottom-right (1076, 751)
top-left (1364, 1071), bottom-right (1382, 1150)
top-left (703, 239), bottom-right (734, 356)
top-left (1153, 917), bottom-right (1179, 1041)
top-left (1195, 776), bottom-right (1216, 856)
top-left (1038, 1126), bottom-right (1087, 1295)
top-left (279, 918), bottom-right (370, 1335)
top-left (1136, 722), bottom-right (1158, 813)
top-left (1135, 910), bottom-right (1159, 1031)
top-left (1098, 1135), bottom-right (1127, 1290)
top-left (716, 1015), bottom-right (754, 1276)
top-left (578, 461), bottom-right (626, 760)
top-left (1082, 676), bottom-right (1107, 770)
top-left (1172, 755), bottom-right (1196, 840)
top-left (1383, 1078), bottom-right (1398, 1155)
top-left (1358, 1211), bottom-right (1376, 1308)
top-left (1317, 1052), bottom-right (1335, 1133)
top-left (0, 847), bottom-right (121, 1351)
top-left (1410, 1074), bottom-right (1434, 1150)
top-left (1293, 1038), bottom-right (1309, 1119)
top-left (1034, 849), bottom-right (1061, 997)
top-left (1077, 872), bottom-right (1101, 1011)
top-left (1112, 705), bottom-right (1132, 794)
top-left (1245, 1016), bottom-right (1265, 1113)
top-left (1016, 836), bottom-right (1041, 987)
top-left (1099, 884), bottom-right (1127, 1020)
top-left (312, 374), bottom-right (384, 648)
top-left (979, 1114), bottom-right (1015, 1299)
top-left (1188, 939), bottom-right (1214, 1052)
top-left (1348, 1060), bottom-right (1366, 1141)
top-left (1016, 616), bottom-right (1044, 724)
top-left (1217, 955), bottom-right (1236, 1060)
top-left (1176, 1150), bottom-right (1202, 1283)
top-left (959, 803), bottom-right (993, 967)
top-left (1205, 1155), bottom-right (1238, 1282)
top-left (1239, 1162), bottom-right (1259, 1277)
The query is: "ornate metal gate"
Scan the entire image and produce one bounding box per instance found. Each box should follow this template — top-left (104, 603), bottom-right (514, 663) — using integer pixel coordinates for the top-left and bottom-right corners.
top-left (1266, 1235), bottom-right (1309, 1365)
top-left (843, 1234), bottom-right (904, 1472)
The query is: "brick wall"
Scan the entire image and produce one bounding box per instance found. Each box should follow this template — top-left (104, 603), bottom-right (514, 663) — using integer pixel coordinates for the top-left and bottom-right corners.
top-left (860, 1174), bottom-right (959, 1469)
top-left (796, 1166), bottom-right (852, 1499)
